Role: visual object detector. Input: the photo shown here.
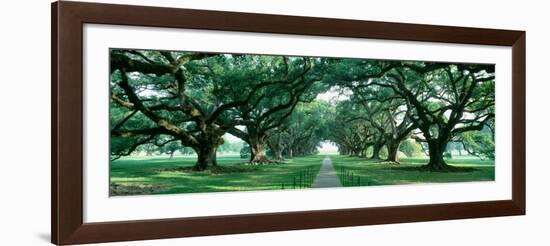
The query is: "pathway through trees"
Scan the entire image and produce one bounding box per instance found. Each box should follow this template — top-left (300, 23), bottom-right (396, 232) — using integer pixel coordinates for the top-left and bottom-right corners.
top-left (311, 156), bottom-right (342, 188)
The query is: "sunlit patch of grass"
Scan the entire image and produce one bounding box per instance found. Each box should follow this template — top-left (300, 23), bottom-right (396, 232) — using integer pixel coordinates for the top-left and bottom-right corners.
top-left (110, 155), bottom-right (323, 196)
top-left (109, 154), bottom-right (493, 195)
top-left (158, 165), bottom-right (260, 174)
top-left (110, 177), bottom-right (151, 182)
top-left (332, 155), bottom-right (494, 187)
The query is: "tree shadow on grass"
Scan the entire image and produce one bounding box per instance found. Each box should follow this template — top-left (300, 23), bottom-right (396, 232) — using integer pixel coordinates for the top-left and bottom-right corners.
top-left (158, 165), bottom-right (260, 174)
top-left (383, 165), bottom-right (479, 173)
top-left (110, 183), bottom-right (167, 196)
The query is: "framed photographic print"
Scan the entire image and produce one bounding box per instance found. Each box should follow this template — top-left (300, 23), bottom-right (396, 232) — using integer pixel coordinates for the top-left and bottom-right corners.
top-left (52, 1), bottom-right (525, 245)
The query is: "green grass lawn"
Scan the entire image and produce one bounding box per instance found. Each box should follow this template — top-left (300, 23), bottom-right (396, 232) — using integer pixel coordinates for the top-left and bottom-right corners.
top-left (331, 155), bottom-right (495, 187)
top-left (110, 155), bottom-right (323, 196)
top-left (110, 154), bottom-right (495, 196)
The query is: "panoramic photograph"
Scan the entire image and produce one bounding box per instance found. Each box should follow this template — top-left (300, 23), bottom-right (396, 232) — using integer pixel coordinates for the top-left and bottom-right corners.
top-left (109, 48), bottom-right (495, 196)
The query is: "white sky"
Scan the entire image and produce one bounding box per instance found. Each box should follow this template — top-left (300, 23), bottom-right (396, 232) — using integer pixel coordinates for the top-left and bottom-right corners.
top-left (316, 86), bottom-right (352, 102)
top-left (318, 141), bottom-right (339, 154)
top-left (224, 125), bottom-right (245, 144)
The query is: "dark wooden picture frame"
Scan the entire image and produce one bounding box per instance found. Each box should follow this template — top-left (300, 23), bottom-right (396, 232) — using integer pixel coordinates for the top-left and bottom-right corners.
top-left (52, 1), bottom-right (525, 245)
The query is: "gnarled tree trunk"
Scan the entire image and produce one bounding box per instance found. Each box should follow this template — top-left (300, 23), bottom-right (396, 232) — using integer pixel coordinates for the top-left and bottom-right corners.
top-left (425, 139), bottom-right (449, 170)
top-left (169, 150), bottom-right (175, 159)
top-left (194, 144), bottom-right (218, 171)
top-left (251, 141), bottom-right (268, 163)
top-left (371, 141), bottom-right (383, 160)
top-left (273, 149), bottom-right (283, 161)
top-left (248, 130), bottom-right (269, 163)
top-left (360, 149), bottom-right (367, 158)
top-left (288, 148), bottom-right (293, 159)
top-left (193, 134), bottom-right (224, 171)
top-left (386, 140), bottom-right (401, 163)
top-left (267, 136), bottom-right (284, 161)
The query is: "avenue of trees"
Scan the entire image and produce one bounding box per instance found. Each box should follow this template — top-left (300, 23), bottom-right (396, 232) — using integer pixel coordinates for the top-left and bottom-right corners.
top-left (110, 49), bottom-right (495, 171)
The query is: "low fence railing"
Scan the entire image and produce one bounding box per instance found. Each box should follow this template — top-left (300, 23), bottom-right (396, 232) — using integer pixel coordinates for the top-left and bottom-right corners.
top-left (339, 166), bottom-right (370, 187)
top-left (278, 166), bottom-right (370, 189)
top-left (281, 167), bottom-right (315, 189)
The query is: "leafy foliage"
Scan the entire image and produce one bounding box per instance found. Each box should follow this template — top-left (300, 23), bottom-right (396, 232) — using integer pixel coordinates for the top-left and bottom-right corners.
top-left (399, 139), bottom-right (423, 158)
top-left (110, 49), bottom-right (495, 171)
top-left (460, 127), bottom-right (495, 160)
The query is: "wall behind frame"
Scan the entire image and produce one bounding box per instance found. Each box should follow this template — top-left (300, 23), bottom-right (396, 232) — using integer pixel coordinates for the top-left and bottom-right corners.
top-left (0, 0), bottom-right (546, 245)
